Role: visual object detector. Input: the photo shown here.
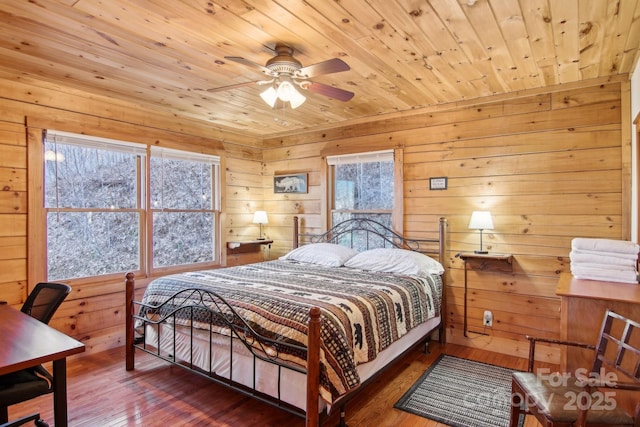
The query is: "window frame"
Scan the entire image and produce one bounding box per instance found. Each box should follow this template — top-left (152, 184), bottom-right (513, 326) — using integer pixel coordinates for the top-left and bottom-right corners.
top-left (149, 146), bottom-right (221, 275)
top-left (28, 129), bottom-right (222, 286)
top-left (323, 148), bottom-right (403, 233)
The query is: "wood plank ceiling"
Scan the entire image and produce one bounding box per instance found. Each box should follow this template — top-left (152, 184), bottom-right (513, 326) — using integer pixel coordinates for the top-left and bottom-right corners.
top-left (0, 0), bottom-right (638, 137)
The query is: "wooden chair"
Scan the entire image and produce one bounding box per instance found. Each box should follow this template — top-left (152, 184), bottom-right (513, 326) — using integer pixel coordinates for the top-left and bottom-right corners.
top-left (0, 282), bottom-right (71, 427)
top-left (510, 310), bottom-right (640, 427)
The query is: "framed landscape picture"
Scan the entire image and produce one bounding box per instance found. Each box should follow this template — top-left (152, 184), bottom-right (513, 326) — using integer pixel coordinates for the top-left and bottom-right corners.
top-left (274, 173), bottom-right (308, 194)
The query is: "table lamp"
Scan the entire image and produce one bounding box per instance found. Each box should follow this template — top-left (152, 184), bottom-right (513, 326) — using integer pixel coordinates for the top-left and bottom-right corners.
top-left (468, 211), bottom-right (493, 254)
top-left (253, 211), bottom-right (268, 240)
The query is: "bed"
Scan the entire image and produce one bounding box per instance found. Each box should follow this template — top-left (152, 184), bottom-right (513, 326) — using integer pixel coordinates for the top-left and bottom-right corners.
top-left (125, 216), bottom-right (448, 426)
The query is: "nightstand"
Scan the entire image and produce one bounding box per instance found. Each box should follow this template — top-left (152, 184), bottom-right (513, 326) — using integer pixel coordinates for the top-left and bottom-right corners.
top-left (456, 251), bottom-right (513, 337)
top-left (226, 239), bottom-right (273, 266)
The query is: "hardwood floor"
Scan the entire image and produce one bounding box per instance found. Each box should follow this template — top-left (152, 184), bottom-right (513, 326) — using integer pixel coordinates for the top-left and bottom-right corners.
top-left (8, 342), bottom-right (552, 426)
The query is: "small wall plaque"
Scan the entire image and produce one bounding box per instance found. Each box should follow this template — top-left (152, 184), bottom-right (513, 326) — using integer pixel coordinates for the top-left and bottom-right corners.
top-left (429, 177), bottom-right (448, 190)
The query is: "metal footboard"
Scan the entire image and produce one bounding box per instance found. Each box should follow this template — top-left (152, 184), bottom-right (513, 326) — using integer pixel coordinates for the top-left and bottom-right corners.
top-left (131, 287), bottom-right (314, 419)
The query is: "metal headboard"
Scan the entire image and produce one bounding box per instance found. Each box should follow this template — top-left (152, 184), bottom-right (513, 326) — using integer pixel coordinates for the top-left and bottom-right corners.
top-left (292, 216), bottom-right (447, 261)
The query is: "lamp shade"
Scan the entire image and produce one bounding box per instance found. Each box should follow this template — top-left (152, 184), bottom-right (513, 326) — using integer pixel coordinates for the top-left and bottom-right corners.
top-left (252, 211), bottom-right (269, 225)
top-left (260, 87), bottom-right (278, 108)
top-left (276, 80), bottom-right (297, 102)
top-left (287, 87), bottom-right (306, 109)
top-left (468, 211), bottom-right (494, 230)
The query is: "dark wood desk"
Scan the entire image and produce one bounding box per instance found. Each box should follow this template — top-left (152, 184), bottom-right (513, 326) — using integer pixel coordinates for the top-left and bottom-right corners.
top-left (0, 304), bottom-right (85, 427)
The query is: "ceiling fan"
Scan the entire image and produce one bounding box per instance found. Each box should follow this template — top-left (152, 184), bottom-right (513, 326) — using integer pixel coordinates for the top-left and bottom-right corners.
top-left (209, 43), bottom-right (354, 109)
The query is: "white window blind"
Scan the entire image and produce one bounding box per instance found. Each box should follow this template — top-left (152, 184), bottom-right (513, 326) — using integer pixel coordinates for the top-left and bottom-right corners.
top-left (45, 129), bottom-right (147, 155)
top-left (150, 146), bottom-right (220, 165)
top-left (326, 149), bottom-right (393, 166)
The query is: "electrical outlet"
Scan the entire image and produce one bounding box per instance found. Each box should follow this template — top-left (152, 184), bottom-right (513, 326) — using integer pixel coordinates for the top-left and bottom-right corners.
top-left (483, 310), bottom-right (493, 327)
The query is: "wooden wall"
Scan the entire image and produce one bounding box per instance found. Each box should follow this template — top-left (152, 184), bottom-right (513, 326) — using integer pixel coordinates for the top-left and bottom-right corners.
top-left (0, 76), bottom-right (264, 353)
top-left (0, 73), bottom-right (631, 363)
top-left (261, 75), bottom-right (631, 363)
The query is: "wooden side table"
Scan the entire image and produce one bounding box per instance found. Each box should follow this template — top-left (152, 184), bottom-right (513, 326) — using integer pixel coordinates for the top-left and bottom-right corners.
top-left (226, 239), bottom-right (273, 266)
top-left (456, 251), bottom-right (513, 336)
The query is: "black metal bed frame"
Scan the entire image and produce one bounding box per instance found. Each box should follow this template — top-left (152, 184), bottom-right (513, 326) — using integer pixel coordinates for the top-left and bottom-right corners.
top-left (126, 216), bottom-right (448, 426)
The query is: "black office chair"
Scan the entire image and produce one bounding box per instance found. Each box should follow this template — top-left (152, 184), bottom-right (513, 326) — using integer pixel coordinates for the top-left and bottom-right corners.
top-left (0, 282), bottom-right (71, 427)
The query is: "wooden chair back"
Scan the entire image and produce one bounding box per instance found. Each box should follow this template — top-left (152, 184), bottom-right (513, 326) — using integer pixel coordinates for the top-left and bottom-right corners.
top-left (591, 310), bottom-right (640, 385)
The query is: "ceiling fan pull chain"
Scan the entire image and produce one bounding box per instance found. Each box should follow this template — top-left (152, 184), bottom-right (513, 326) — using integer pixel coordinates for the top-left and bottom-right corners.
top-left (281, 100), bottom-right (288, 127)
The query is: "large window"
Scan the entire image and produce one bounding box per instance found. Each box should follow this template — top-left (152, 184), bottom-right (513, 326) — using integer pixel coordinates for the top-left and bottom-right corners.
top-left (44, 130), bottom-right (220, 281)
top-left (327, 150), bottom-right (395, 228)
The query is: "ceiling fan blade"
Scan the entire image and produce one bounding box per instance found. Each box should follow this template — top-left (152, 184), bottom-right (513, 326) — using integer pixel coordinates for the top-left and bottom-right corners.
top-left (298, 58), bottom-right (350, 78)
top-left (224, 56), bottom-right (275, 76)
top-left (305, 82), bottom-right (354, 101)
top-left (206, 81), bottom-right (260, 93)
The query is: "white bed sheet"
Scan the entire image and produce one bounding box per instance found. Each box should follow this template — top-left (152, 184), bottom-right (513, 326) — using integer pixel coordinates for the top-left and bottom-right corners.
top-left (143, 315), bottom-right (440, 413)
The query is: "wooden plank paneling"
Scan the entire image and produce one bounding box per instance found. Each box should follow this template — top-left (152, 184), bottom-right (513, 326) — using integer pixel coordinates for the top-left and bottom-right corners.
top-left (0, 236), bottom-right (26, 260)
top-left (0, 215), bottom-right (26, 237)
top-left (0, 1), bottom-right (636, 136)
top-left (407, 170), bottom-right (621, 199)
top-left (0, 70), bottom-right (631, 365)
top-left (0, 115), bottom-right (27, 316)
top-left (265, 78), bottom-right (629, 361)
top-left (0, 280), bottom-right (26, 306)
top-left (0, 259), bottom-right (26, 283)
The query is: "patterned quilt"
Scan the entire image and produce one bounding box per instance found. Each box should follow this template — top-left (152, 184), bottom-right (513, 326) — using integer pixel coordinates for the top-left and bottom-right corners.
top-left (138, 259), bottom-right (442, 404)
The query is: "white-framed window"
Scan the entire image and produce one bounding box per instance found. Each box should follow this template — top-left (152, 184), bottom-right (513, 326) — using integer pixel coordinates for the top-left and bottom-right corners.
top-left (326, 149), bottom-right (395, 228)
top-left (150, 147), bottom-right (219, 269)
top-left (43, 130), bottom-right (220, 281)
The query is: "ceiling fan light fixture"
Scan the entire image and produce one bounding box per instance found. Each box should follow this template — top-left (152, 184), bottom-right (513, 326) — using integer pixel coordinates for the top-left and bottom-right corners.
top-left (288, 90), bottom-right (306, 109)
top-left (277, 77), bottom-right (306, 108)
top-left (260, 86), bottom-right (278, 108)
top-left (260, 78), bottom-right (306, 109)
top-left (276, 79), bottom-right (296, 102)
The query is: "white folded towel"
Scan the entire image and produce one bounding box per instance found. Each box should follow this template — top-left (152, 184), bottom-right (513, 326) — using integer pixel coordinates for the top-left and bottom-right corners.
top-left (570, 265), bottom-right (638, 284)
top-left (570, 250), bottom-right (638, 267)
top-left (571, 262), bottom-right (635, 272)
top-left (571, 238), bottom-right (640, 255)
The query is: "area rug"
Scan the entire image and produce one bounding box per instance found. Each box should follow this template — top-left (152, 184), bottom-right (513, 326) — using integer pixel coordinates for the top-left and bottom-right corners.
top-left (394, 354), bottom-right (524, 427)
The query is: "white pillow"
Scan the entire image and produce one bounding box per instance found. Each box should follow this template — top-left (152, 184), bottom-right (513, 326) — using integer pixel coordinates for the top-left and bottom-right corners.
top-left (344, 248), bottom-right (444, 277)
top-left (279, 243), bottom-right (359, 267)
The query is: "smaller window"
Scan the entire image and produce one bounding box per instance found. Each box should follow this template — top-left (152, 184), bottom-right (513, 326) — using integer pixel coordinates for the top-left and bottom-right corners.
top-left (327, 150), bottom-right (395, 228)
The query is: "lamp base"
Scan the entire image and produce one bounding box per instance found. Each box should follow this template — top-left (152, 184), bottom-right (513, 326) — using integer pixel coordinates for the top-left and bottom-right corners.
top-left (256, 237), bottom-right (266, 240)
top-left (474, 250), bottom-right (488, 254)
